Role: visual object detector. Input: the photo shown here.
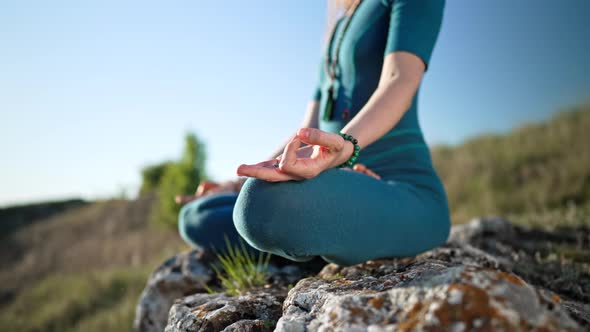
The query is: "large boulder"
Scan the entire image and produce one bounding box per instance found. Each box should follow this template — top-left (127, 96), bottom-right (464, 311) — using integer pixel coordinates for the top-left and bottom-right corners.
top-left (276, 245), bottom-right (579, 331)
top-left (165, 287), bottom-right (286, 332)
top-left (137, 218), bottom-right (588, 331)
top-left (135, 247), bottom-right (326, 332)
top-left (133, 249), bottom-right (217, 332)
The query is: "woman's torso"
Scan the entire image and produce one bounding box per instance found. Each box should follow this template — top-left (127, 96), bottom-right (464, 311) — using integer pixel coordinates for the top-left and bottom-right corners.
top-left (317, 0), bottom-right (442, 193)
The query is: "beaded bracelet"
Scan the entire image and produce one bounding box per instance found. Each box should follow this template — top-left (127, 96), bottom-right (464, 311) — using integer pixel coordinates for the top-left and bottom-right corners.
top-left (338, 132), bottom-right (360, 168)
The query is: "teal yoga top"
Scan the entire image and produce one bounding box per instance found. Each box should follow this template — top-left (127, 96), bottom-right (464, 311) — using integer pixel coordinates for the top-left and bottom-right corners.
top-left (313, 0), bottom-right (445, 181)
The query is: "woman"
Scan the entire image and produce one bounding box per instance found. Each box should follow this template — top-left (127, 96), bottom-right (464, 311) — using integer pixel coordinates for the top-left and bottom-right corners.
top-left (177, 0), bottom-right (450, 267)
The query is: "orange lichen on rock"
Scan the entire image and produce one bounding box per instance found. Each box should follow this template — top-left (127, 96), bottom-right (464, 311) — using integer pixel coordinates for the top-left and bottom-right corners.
top-left (433, 283), bottom-right (513, 330)
top-left (329, 311), bottom-right (337, 322)
top-left (496, 271), bottom-right (526, 286)
top-left (368, 296), bottom-right (384, 309)
top-left (397, 301), bottom-right (426, 331)
top-left (348, 306), bottom-right (370, 324)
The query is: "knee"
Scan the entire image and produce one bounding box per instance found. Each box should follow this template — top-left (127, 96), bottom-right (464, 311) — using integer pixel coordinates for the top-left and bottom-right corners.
top-left (232, 178), bottom-right (292, 252)
top-left (177, 200), bottom-right (202, 247)
top-left (177, 193), bottom-right (238, 250)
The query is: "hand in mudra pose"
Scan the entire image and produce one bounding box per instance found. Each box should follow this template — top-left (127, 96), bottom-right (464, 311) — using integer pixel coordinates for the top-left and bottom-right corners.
top-left (237, 128), bottom-right (380, 182)
top-left (175, 128), bottom-right (380, 205)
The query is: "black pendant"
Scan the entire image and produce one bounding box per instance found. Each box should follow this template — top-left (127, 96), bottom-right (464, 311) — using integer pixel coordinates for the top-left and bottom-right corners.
top-left (323, 86), bottom-right (335, 121)
top-left (342, 108), bottom-right (350, 122)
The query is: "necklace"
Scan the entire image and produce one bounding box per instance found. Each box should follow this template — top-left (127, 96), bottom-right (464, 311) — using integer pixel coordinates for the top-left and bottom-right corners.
top-left (323, 0), bottom-right (362, 122)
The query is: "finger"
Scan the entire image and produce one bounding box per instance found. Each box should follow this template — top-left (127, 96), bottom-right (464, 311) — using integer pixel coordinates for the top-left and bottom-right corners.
top-left (365, 168), bottom-right (381, 180)
top-left (196, 181), bottom-right (218, 197)
top-left (352, 163), bottom-right (381, 180)
top-left (254, 158), bottom-right (281, 167)
top-left (175, 195), bottom-right (196, 205)
top-left (278, 137), bottom-right (301, 172)
top-left (297, 128), bottom-right (343, 151)
top-left (237, 163), bottom-right (302, 182)
top-left (354, 164), bottom-right (380, 179)
top-left (279, 150), bottom-right (324, 179)
top-left (353, 164), bottom-right (366, 172)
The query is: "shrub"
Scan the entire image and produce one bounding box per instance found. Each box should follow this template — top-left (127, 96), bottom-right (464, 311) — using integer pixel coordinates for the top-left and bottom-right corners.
top-left (150, 132), bottom-right (207, 228)
top-left (139, 161), bottom-right (174, 194)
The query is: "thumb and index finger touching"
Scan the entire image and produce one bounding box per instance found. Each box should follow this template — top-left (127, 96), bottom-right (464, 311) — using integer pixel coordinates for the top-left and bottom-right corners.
top-left (296, 128), bottom-right (344, 151)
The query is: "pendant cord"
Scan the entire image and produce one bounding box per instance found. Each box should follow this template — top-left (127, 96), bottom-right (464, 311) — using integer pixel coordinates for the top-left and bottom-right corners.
top-left (324, 0), bottom-right (362, 84)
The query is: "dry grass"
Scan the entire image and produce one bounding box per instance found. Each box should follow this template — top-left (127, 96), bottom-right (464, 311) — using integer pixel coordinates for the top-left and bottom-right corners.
top-left (432, 105), bottom-right (590, 224)
top-left (0, 194), bottom-right (184, 296)
top-left (0, 194), bottom-right (186, 332)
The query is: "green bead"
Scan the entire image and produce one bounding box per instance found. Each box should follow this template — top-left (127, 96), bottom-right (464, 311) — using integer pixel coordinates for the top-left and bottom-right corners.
top-left (354, 145), bottom-right (360, 150)
top-left (353, 151), bottom-right (359, 157)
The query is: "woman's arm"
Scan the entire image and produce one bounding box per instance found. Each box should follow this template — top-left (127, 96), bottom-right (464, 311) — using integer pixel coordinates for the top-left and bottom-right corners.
top-left (236, 53), bottom-right (428, 182)
top-left (237, 0), bottom-right (443, 181)
top-left (339, 51), bottom-right (424, 150)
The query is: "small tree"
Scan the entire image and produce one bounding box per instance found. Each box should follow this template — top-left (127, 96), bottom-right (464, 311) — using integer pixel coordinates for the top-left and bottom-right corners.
top-left (152, 132), bottom-right (207, 228)
top-left (139, 161), bottom-right (174, 195)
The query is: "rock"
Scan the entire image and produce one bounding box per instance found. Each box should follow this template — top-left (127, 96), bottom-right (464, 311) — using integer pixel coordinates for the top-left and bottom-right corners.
top-left (165, 287), bottom-right (285, 332)
top-left (451, 217), bottom-right (590, 326)
top-left (276, 247), bottom-right (580, 331)
top-left (135, 247), bottom-right (327, 332)
top-left (144, 218), bottom-right (588, 331)
top-left (134, 249), bottom-right (217, 332)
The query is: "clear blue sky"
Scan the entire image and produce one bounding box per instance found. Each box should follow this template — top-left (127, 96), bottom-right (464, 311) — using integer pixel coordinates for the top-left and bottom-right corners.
top-left (1, 0), bottom-right (588, 206)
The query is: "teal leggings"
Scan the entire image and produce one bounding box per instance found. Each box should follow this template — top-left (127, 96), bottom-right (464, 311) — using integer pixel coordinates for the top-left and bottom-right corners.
top-left (178, 165), bottom-right (450, 267)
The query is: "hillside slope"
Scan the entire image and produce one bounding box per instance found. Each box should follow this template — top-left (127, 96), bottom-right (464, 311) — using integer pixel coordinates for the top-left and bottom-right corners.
top-left (431, 105), bottom-right (590, 223)
top-left (0, 194), bottom-right (183, 302)
top-left (0, 195), bottom-right (186, 331)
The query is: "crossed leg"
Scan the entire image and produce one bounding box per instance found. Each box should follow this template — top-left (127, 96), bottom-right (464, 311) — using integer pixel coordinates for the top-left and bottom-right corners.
top-left (232, 167), bottom-right (450, 266)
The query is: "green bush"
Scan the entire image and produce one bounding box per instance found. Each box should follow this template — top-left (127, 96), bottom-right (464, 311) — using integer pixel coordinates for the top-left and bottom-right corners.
top-left (150, 132), bottom-right (207, 228)
top-left (139, 161), bottom-right (174, 194)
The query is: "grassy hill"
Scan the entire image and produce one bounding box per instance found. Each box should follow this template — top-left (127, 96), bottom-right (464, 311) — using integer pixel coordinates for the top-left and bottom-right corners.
top-left (432, 104), bottom-right (590, 224)
top-left (0, 195), bottom-right (185, 332)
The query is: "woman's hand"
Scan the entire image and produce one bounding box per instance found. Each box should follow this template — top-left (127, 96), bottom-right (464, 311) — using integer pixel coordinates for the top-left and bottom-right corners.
top-left (175, 178), bottom-right (244, 205)
top-left (236, 128), bottom-right (356, 182)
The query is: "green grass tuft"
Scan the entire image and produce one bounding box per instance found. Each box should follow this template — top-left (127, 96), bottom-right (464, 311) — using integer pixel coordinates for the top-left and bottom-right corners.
top-left (205, 234), bottom-right (273, 296)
